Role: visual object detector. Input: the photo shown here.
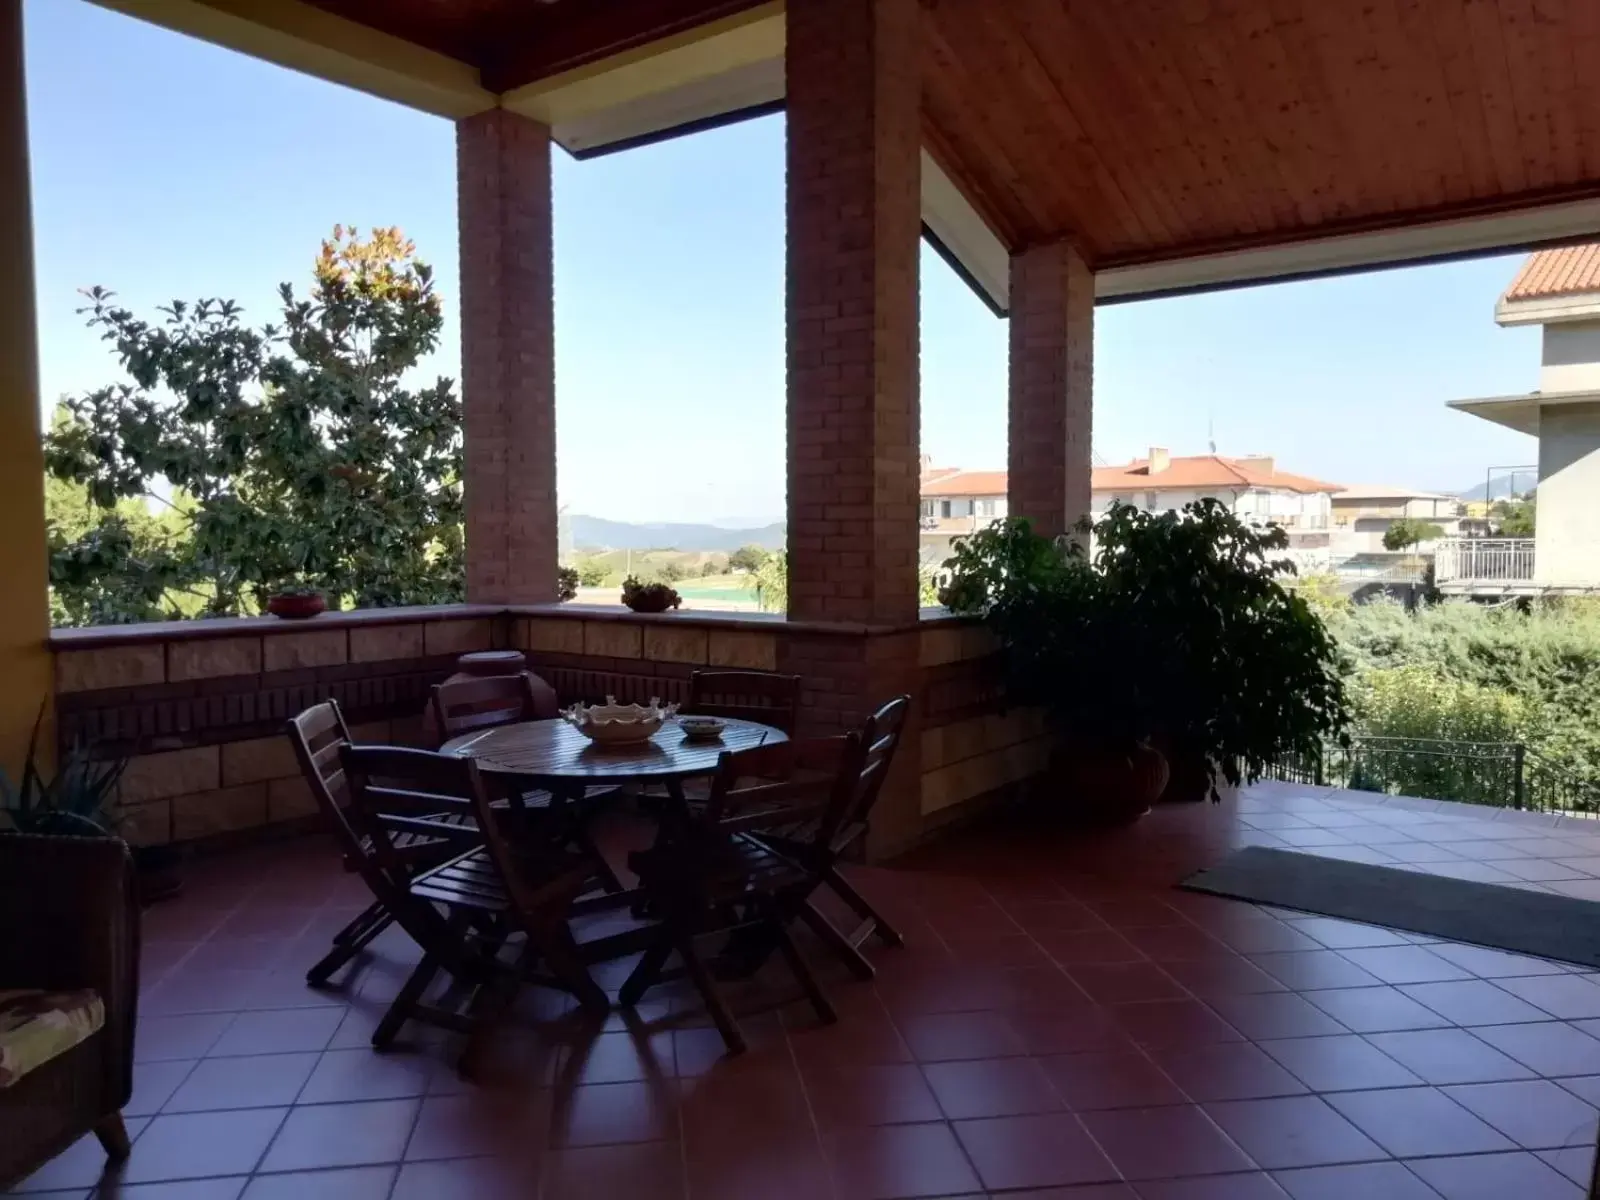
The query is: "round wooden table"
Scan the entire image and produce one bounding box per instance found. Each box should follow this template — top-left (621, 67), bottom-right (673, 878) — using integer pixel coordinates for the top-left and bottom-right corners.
top-left (440, 716), bottom-right (788, 795)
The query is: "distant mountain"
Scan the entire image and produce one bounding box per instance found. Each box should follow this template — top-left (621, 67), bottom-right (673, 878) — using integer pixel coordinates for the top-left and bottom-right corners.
top-left (569, 515), bottom-right (785, 553)
top-left (1457, 473), bottom-right (1538, 502)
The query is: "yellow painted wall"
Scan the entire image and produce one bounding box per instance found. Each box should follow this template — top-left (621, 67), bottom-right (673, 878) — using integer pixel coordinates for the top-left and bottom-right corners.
top-left (1, 0), bottom-right (53, 773)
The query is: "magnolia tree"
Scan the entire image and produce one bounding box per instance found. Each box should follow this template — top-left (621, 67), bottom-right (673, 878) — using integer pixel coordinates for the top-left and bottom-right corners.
top-left (45, 227), bottom-right (465, 625)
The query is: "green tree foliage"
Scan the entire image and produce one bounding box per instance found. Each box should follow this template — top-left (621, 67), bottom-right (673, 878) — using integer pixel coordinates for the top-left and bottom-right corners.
top-left (1492, 496), bottom-right (1536, 536)
top-left (1330, 599), bottom-right (1600, 786)
top-left (657, 560), bottom-right (688, 584)
top-left (574, 557), bottom-right (609, 588)
top-left (750, 551), bottom-right (787, 613)
top-left (44, 226), bottom-right (464, 625)
top-left (728, 545), bottom-right (769, 573)
top-left (1382, 518), bottom-right (1445, 551)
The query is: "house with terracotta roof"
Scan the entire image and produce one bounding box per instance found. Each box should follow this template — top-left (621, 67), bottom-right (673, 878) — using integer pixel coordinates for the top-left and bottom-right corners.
top-left (1446, 244), bottom-right (1600, 593)
top-left (1329, 485), bottom-right (1465, 555)
top-left (919, 449), bottom-right (1343, 570)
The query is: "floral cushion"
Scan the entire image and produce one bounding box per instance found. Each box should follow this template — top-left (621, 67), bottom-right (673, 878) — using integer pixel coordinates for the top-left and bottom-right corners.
top-left (0, 989), bottom-right (105, 1088)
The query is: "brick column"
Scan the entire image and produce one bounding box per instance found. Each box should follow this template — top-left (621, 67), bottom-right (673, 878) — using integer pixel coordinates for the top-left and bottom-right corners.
top-left (1008, 241), bottom-right (1094, 540)
top-left (457, 109), bottom-right (558, 604)
top-left (786, 0), bottom-right (921, 625)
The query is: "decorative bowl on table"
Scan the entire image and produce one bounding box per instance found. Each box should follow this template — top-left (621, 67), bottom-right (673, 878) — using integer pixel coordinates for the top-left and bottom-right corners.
top-left (561, 697), bottom-right (678, 746)
top-left (677, 715), bottom-right (728, 742)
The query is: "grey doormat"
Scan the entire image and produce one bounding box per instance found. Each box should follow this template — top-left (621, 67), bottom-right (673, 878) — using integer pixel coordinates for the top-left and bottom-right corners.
top-left (1181, 846), bottom-right (1600, 970)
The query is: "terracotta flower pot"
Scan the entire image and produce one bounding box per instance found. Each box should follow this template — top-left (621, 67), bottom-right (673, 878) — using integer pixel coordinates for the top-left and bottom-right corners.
top-left (1049, 739), bottom-right (1170, 827)
top-left (267, 592), bottom-right (326, 620)
top-left (1155, 737), bottom-right (1216, 804)
top-left (624, 595), bottom-right (678, 614)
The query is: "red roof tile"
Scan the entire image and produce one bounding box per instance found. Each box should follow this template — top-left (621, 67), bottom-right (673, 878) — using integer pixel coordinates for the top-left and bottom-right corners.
top-left (920, 457), bottom-right (1342, 499)
top-left (1502, 244), bottom-right (1600, 303)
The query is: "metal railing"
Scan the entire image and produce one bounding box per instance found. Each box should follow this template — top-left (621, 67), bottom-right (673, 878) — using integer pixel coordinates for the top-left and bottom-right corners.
top-left (1272, 735), bottom-right (1600, 816)
top-left (1434, 538), bottom-right (1535, 584)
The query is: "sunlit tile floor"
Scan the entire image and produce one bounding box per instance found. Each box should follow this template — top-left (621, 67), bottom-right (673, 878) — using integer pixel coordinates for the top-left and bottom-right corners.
top-left (12, 781), bottom-right (1600, 1198)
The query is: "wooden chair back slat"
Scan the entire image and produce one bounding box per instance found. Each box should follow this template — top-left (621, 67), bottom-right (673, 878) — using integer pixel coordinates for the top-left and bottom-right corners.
top-left (286, 700), bottom-right (358, 858)
top-left (845, 695), bottom-right (911, 830)
top-left (431, 674), bottom-right (547, 748)
top-left (701, 735), bottom-right (863, 850)
top-left (687, 670), bottom-right (802, 736)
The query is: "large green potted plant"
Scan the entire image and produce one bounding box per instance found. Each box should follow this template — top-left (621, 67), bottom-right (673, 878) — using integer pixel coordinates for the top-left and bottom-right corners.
top-left (941, 518), bottom-right (1169, 825)
top-left (942, 501), bottom-right (1350, 816)
top-left (1092, 500), bottom-right (1350, 802)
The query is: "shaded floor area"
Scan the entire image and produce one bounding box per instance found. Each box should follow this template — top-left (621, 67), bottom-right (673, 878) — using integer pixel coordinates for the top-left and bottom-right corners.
top-left (11, 781), bottom-right (1600, 1198)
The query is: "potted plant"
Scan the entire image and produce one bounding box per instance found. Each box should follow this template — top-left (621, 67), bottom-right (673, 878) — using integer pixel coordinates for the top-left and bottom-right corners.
top-left (942, 501), bottom-right (1350, 817)
top-left (621, 576), bottom-right (681, 614)
top-left (266, 586), bottom-right (326, 619)
top-left (941, 519), bottom-right (1167, 825)
top-left (0, 709), bottom-right (182, 903)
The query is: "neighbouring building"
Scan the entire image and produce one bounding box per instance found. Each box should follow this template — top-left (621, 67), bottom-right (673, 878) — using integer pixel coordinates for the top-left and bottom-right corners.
top-left (1330, 485), bottom-right (1465, 556)
top-left (920, 449), bottom-right (1342, 573)
top-left (1447, 245), bottom-right (1600, 593)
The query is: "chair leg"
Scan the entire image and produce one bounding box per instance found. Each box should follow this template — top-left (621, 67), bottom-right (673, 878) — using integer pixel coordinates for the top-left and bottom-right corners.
top-left (93, 1113), bottom-right (131, 1161)
top-left (828, 868), bottom-right (904, 948)
top-left (372, 953), bottom-right (440, 1049)
top-left (799, 900), bottom-right (876, 981)
top-left (306, 906), bottom-right (393, 986)
top-left (618, 940), bottom-right (673, 1007)
top-left (773, 921), bottom-right (837, 1026)
top-left (675, 932), bottom-right (746, 1055)
top-left (538, 924), bottom-right (612, 1014)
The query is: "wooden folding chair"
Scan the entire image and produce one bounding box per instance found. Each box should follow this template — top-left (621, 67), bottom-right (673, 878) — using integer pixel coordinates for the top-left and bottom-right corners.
top-left (288, 700), bottom-right (479, 986)
top-left (431, 674), bottom-right (625, 894)
top-left (755, 695), bottom-right (913, 975)
top-left (619, 734), bottom-right (864, 1054)
top-left (685, 669), bottom-right (802, 735)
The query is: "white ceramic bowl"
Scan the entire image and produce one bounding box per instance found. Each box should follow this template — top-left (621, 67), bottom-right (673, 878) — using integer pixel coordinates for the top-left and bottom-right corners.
top-left (678, 715), bottom-right (728, 741)
top-left (562, 699), bottom-right (675, 746)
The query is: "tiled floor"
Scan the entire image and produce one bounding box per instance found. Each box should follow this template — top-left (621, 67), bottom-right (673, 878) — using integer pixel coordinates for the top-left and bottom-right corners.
top-left (13, 780), bottom-right (1600, 1198)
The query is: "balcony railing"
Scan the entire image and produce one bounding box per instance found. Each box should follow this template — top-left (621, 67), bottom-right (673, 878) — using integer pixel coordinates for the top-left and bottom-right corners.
top-left (1434, 538), bottom-right (1535, 584)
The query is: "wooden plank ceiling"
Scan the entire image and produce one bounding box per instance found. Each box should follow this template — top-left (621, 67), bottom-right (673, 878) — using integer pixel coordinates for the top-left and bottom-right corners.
top-left (303, 0), bottom-right (1600, 271)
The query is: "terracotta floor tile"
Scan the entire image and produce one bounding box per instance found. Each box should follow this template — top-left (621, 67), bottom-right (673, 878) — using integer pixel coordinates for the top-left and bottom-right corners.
top-left (1337, 946), bottom-right (1475, 985)
top-left (1121, 926), bottom-right (1232, 964)
top-left (1272, 1161), bottom-right (1440, 1200)
top-left (1536, 1146), bottom-right (1595, 1185)
top-left (163, 1052), bottom-right (318, 1113)
top-left (135, 1013), bottom-right (237, 1062)
top-left (240, 1165), bottom-right (397, 1199)
top-left (1246, 951), bottom-right (1384, 991)
top-left (1301, 986), bottom-right (1454, 1034)
top-left (126, 1057), bottom-right (199, 1116)
top-left (1404, 1150), bottom-right (1585, 1200)
top-left (1160, 955), bottom-right (1288, 998)
top-left (1365, 1028), bottom-right (1538, 1085)
top-left (1202, 1095), bottom-right (1386, 1170)
top-left (923, 1056), bottom-right (1064, 1119)
top-left (549, 1080), bottom-right (678, 1148)
top-left (258, 1097), bottom-right (419, 1172)
top-left (801, 1063), bottom-right (944, 1128)
top-left (1498, 974), bottom-right (1600, 1020)
top-left (1151, 1042), bottom-right (1308, 1102)
top-left (403, 1092), bottom-right (549, 1162)
top-left (1208, 922), bottom-right (1324, 956)
top-left (1398, 979), bottom-right (1557, 1026)
top-left (541, 1140), bottom-right (686, 1200)
top-left (954, 1112), bottom-right (1120, 1191)
top-left (1068, 963), bottom-right (1187, 1005)
top-left (208, 1008), bottom-right (344, 1057)
top-left (7, 1119), bottom-right (149, 1192)
top-left (1323, 1087), bottom-right (1513, 1158)
top-left (1078, 1104), bottom-right (1255, 1180)
top-left (822, 1121), bottom-right (982, 1199)
top-left (1440, 1080), bottom-right (1598, 1150)
top-left (296, 1047), bottom-right (437, 1104)
top-left (1040, 1050), bottom-right (1187, 1111)
top-left (388, 1156), bottom-right (542, 1200)
top-left (1205, 993), bottom-right (1347, 1041)
top-left (94, 1180), bottom-right (249, 1198)
top-left (1426, 943), bottom-right (1571, 978)
top-left (1004, 1006), bottom-right (1137, 1056)
top-left (677, 1062), bottom-right (813, 1145)
top-left (686, 1131), bottom-right (834, 1200)
top-left (119, 1109), bottom-right (288, 1183)
top-left (1257, 1035), bottom-right (1421, 1092)
top-left (1134, 1174), bottom-right (1291, 1199)
top-left (897, 1010), bottom-right (1027, 1061)
top-left (1036, 930), bottom-right (1151, 966)
top-left (1108, 999), bottom-right (1246, 1050)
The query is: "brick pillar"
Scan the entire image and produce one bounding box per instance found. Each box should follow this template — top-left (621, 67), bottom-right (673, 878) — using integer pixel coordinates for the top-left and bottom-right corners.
top-left (786, 0), bottom-right (921, 625)
top-left (1008, 241), bottom-right (1094, 540)
top-left (0, 0), bottom-right (51, 774)
top-left (457, 109), bottom-right (558, 604)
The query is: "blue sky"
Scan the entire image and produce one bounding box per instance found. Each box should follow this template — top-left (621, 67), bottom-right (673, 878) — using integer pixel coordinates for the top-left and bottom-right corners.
top-left (25, 0), bottom-right (1540, 524)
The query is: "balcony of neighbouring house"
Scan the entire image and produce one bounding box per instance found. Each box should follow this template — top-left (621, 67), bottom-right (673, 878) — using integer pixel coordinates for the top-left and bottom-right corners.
top-left (1435, 538), bottom-right (1539, 595)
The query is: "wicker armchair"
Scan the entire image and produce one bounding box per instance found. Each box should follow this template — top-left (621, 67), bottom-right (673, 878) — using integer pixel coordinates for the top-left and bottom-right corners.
top-left (0, 834), bottom-right (139, 1189)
